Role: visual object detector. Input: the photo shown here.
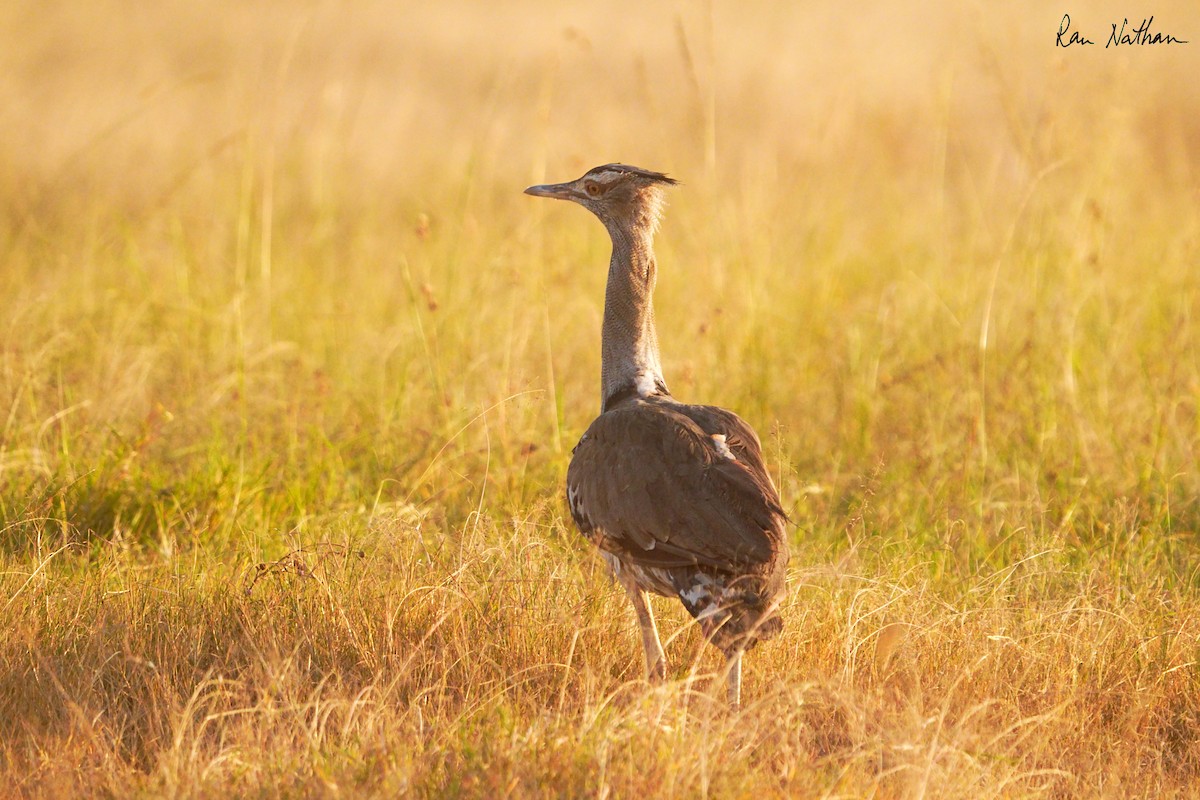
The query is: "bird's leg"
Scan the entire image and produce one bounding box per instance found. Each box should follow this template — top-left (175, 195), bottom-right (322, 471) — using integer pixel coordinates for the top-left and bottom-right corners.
top-left (725, 649), bottom-right (743, 709)
top-left (617, 575), bottom-right (667, 682)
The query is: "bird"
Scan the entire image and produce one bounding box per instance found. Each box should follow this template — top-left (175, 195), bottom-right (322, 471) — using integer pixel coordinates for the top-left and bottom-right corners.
top-left (525, 163), bottom-right (789, 707)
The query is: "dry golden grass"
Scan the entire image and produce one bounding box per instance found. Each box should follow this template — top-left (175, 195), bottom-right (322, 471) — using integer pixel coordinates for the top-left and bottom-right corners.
top-left (2, 1), bottom-right (1200, 796)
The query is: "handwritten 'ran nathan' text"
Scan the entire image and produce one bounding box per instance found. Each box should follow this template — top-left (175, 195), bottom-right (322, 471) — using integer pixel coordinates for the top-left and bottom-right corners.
top-left (1056, 14), bottom-right (1189, 48)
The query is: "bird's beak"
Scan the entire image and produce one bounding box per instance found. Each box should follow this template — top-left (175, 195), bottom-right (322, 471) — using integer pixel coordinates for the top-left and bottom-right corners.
top-left (524, 181), bottom-right (579, 200)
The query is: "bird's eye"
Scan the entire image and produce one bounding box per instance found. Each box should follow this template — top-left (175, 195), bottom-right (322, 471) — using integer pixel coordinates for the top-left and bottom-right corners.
top-left (585, 181), bottom-right (601, 196)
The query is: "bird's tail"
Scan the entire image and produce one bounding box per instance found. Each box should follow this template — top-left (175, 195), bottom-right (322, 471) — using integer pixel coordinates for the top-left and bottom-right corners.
top-left (677, 573), bottom-right (785, 655)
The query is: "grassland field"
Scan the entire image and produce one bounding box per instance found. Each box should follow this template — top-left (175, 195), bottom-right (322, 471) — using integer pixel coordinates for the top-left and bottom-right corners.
top-left (2, 1), bottom-right (1200, 797)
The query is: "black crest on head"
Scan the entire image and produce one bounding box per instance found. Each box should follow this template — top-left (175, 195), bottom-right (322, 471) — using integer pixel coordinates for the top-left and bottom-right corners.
top-left (586, 164), bottom-right (678, 186)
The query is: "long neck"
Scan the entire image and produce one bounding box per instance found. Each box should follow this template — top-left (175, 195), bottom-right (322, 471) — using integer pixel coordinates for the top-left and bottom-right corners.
top-left (600, 224), bottom-right (668, 411)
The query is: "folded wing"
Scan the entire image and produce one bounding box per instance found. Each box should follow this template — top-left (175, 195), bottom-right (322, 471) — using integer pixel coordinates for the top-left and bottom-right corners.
top-left (567, 400), bottom-right (787, 571)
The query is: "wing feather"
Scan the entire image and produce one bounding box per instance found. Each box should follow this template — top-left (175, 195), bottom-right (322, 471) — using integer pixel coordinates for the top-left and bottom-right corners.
top-left (566, 399), bottom-right (786, 571)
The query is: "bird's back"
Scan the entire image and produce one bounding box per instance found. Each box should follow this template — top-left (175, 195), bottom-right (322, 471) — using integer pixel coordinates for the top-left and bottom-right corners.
top-left (567, 395), bottom-right (789, 652)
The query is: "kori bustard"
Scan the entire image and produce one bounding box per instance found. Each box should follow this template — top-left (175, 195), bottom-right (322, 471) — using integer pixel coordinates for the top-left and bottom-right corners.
top-left (526, 164), bottom-right (789, 706)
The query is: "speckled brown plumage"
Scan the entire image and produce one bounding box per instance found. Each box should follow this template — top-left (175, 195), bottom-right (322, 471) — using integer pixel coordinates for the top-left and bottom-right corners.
top-left (567, 395), bottom-right (788, 654)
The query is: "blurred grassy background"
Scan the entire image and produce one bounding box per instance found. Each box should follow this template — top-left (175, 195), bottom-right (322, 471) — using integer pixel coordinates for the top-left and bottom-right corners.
top-left (1, 1), bottom-right (1199, 796)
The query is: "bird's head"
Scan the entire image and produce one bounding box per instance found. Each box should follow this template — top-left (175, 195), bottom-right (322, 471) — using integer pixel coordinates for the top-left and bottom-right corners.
top-left (525, 163), bottom-right (678, 237)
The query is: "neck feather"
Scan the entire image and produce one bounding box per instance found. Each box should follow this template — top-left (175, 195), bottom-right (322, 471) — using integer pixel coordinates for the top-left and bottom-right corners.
top-left (600, 224), bottom-right (668, 410)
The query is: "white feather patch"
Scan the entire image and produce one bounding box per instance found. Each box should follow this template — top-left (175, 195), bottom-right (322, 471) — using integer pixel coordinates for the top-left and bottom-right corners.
top-left (711, 434), bottom-right (736, 460)
top-left (681, 574), bottom-right (716, 601)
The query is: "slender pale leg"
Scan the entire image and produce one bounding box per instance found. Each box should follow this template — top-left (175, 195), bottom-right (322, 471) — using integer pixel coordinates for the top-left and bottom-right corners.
top-left (725, 650), bottom-right (743, 708)
top-left (617, 575), bottom-right (667, 682)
